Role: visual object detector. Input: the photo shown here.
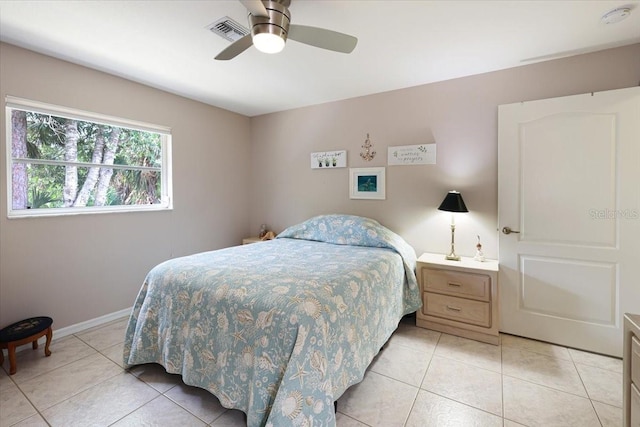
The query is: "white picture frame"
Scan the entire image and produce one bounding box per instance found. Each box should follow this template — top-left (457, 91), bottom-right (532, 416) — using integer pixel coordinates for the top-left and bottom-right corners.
top-left (387, 143), bottom-right (436, 165)
top-left (349, 167), bottom-right (386, 200)
top-left (310, 150), bottom-right (347, 169)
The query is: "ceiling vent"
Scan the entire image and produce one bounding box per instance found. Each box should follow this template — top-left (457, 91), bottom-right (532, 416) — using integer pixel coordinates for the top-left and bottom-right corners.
top-left (207, 17), bottom-right (249, 43)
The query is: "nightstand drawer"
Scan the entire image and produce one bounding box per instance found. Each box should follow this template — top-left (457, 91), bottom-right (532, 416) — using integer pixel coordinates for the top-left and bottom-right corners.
top-left (423, 268), bottom-right (490, 301)
top-left (632, 383), bottom-right (640, 426)
top-left (633, 336), bottom-right (640, 387)
top-left (423, 292), bottom-right (491, 327)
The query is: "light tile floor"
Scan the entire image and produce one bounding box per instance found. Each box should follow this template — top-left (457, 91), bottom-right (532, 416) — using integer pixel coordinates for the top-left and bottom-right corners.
top-left (0, 316), bottom-right (623, 427)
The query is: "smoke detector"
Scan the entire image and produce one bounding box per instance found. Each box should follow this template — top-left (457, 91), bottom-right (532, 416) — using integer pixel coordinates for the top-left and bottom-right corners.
top-left (601, 6), bottom-right (632, 24)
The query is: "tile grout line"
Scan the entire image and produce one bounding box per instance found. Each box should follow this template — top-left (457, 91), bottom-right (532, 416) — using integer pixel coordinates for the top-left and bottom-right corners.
top-left (568, 348), bottom-right (605, 427)
top-left (4, 377), bottom-right (51, 426)
top-left (105, 393), bottom-right (164, 427)
top-left (402, 332), bottom-right (442, 426)
top-left (7, 339), bottom-right (125, 426)
top-left (3, 322), bottom-right (624, 427)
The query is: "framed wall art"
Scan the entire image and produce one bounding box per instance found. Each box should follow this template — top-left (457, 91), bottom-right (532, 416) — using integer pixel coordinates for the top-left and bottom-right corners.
top-left (387, 143), bottom-right (436, 165)
top-left (310, 150), bottom-right (347, 169)
top-left (349, 167), bottom-right (386, 200)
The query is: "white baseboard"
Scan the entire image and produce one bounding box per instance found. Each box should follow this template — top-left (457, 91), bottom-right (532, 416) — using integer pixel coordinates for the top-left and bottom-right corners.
top-left (54, 307), bottom-right (132, 339)
top-left (9, 307), bottom-right (132, 354)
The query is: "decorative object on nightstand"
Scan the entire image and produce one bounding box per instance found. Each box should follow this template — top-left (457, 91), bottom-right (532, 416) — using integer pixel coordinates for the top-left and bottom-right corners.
top-left (474, 235), bottom-right (485, 262)
top-left (438, 190), bottom-right (468, 261)
top-left (261, 231), bottom-right (276, 240)
top-left (259, 224), bottom-right (268, 238)
top-left (243, 231), bottom-right (276, 245)
top-left (415, 253), bottom-right (499, 345)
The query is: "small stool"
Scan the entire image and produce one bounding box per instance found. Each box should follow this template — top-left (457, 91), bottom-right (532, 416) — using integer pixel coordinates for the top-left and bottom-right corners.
top-left (0, 317), bottom-right (53, 375)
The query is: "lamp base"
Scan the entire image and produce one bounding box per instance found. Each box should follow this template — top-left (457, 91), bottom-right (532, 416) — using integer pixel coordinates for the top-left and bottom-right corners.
top-left (445, 220), bottom-right (461, 261)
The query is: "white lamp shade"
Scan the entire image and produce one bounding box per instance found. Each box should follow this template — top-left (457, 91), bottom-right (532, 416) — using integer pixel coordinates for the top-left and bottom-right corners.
top-left (253, 33), bottom-right (285, 54)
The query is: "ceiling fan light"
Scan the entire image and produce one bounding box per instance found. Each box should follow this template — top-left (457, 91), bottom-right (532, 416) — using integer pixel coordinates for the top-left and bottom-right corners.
top-left (248, 1), bottom-right (290, 54)
top-left (253, 32), bottom-right (285, 53)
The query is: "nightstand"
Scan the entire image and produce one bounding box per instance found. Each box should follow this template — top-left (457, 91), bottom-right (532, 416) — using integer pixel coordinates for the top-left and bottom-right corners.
top-left (242, 237), bottom-right (263, 245)
top-left (623, 313), bottom-right (640, 427)
top-left (415, 252), bottom-right (499, 345)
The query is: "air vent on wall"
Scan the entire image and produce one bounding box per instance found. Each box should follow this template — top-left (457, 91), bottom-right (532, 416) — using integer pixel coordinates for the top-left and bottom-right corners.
top-left (207, 17), bottom-right (249, 43)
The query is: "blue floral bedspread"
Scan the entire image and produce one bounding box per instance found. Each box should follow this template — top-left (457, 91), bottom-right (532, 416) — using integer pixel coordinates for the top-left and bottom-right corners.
top-left (123, 215), bottom-right (421, 426)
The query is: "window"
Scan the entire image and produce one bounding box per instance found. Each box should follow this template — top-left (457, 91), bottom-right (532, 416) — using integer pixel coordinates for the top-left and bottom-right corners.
top-left (6, 97), bottom-right (172, 217)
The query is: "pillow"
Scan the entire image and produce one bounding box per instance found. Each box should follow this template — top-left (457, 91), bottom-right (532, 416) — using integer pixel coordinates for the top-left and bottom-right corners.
top-left (277, 214), bottom-right (383, 247)
top-left (278, 214), bottom-right (416, 267)
top-left (278, 214), bottom-right (418, 293)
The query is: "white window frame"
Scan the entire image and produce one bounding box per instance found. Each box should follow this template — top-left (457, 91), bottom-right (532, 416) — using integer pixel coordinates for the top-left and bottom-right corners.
top-left (6, 96), bottom-right (173, 218)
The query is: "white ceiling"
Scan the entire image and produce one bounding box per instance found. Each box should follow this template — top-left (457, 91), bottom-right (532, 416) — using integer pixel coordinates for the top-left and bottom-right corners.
top-left (1, 1), bottom-right (638, 117)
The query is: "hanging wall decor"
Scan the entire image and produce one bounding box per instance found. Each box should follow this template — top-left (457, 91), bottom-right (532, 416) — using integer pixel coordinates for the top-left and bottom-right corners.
top-left (310, 150), bottom-right (347, 169)
top-left (387, 143), bottom-right (436, 165)
top-left (349, 167), bottom-right (386, 200)
top-left (360, 133), bottom-right (376, 161)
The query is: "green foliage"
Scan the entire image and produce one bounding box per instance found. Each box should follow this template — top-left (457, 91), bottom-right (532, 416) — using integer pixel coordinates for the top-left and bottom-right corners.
top-left (27, 164), bottom-right (63, 208)
top-left (17, 111), bottom-right (163, 209)
top-left (28, 188), bottom-right (58, 209)
top-left (105, 188), bottom-right (122, 206)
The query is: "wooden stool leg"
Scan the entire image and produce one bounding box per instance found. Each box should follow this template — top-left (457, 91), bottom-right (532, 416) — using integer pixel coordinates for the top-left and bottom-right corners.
top-left (44, 327), bottom-right (52, 357)
top-left (32, 339), bottom-right (39, 350)
top-left (8, 343), bottom-right (17, 375)
top-left (0, 348), bottom-right (4, 366)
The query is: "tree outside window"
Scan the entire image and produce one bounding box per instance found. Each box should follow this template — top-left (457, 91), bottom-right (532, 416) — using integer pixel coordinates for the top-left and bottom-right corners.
top-left (7, 98), bottom-right (172, 217)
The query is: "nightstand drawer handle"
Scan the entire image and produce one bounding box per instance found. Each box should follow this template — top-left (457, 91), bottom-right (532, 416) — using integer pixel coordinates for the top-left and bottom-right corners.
top-left (447, 282), bottom-right (462, 287)
top-left (446, 305), bottom-right (462, 312)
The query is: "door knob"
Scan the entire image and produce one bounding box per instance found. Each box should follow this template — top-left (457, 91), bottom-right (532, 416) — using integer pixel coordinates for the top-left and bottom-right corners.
top-left (502, 227), bottom-right (520, 235)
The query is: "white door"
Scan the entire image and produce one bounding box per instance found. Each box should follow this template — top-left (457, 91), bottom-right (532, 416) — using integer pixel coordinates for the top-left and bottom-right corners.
top-left (498, 87), bottom-right (640, 357)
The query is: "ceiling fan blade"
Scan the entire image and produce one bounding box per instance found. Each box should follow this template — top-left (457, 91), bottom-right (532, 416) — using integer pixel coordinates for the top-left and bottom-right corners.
top-left (240, 0), bottom-right (269, 17)
top-left (215, 34), bottom-right (253, 60)
top-left (288, 24), bottom-right (357, 54)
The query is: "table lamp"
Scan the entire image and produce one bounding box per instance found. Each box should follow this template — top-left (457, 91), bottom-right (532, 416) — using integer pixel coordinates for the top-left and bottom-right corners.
top-left (438, 191), bottom-right (468, 261)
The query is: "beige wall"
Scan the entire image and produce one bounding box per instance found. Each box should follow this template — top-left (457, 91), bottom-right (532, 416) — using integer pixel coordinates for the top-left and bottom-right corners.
top-left (0, 43), bottom-right (251, 329)
top-left (1, 42), bottom-right (639, 331)
top-left (249, 44), bottom-right (640, 260)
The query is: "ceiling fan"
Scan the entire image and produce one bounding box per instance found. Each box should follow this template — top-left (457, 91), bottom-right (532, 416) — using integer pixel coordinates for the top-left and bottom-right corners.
top-left (215, 0), bottom-right (358, 60)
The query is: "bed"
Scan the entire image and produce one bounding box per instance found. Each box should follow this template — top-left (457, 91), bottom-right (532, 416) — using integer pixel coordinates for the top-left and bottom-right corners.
top-left (123, 214), bottom-right (422, 426)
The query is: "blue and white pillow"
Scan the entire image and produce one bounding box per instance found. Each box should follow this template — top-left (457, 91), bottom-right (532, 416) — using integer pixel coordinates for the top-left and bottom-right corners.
top-left (277, 214), bottom-right (417, 274)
